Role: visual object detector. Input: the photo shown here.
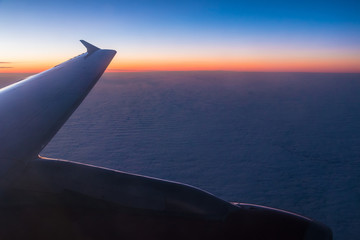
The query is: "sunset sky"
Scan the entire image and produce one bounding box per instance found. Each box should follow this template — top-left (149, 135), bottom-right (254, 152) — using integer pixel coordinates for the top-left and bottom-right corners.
top-left (0, 0), bottom-right (359, 73)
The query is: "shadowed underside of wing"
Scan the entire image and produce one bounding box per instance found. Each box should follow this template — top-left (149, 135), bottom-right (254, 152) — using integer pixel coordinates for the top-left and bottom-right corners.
top-left (1, 157), bottom-right (331, 240)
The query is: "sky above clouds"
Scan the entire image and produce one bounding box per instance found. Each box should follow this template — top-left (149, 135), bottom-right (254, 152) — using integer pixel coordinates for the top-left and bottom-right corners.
top-left (0, 0), bottom-right (359, 72)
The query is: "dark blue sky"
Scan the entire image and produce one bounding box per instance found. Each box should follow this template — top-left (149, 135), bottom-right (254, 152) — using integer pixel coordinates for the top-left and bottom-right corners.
top-left (1, 0), bottom-right (359, 72)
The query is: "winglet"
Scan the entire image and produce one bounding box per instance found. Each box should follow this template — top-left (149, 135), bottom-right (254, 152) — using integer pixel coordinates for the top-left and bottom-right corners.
top-left (80, 40), bottom-right (100, 54)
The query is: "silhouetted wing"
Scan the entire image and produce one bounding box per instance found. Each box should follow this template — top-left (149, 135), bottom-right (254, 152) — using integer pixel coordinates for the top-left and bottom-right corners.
top-left (2, 157), bottom-right (331, 240)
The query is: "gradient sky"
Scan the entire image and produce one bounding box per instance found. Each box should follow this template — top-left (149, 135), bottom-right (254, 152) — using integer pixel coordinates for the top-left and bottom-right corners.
top-left (0, 0), bottom-right (359, 73)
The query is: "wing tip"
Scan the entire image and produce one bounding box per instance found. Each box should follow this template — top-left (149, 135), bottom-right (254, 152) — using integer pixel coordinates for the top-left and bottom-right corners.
top-left (80, 40), bottom-right (100, 54)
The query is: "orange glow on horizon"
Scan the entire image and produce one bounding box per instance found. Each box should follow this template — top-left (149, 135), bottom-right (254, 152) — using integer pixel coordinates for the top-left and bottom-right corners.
top-left (107, 57), bottom-right (360, 73)
top-left (1, 57), bottom-right (360, 74)
top-left (0, 61), bottom-right (57, 74)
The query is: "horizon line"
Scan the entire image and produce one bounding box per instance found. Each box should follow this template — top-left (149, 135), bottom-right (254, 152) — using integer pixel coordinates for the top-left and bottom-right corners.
top-left (1, 70), bottom-right (360, 75)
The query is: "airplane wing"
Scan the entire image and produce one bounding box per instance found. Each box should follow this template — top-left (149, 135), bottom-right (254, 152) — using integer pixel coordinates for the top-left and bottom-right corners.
top-left (0, 40), bottom-right (116, 184)
top-left (0, 41), bottom-right (332, 239)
